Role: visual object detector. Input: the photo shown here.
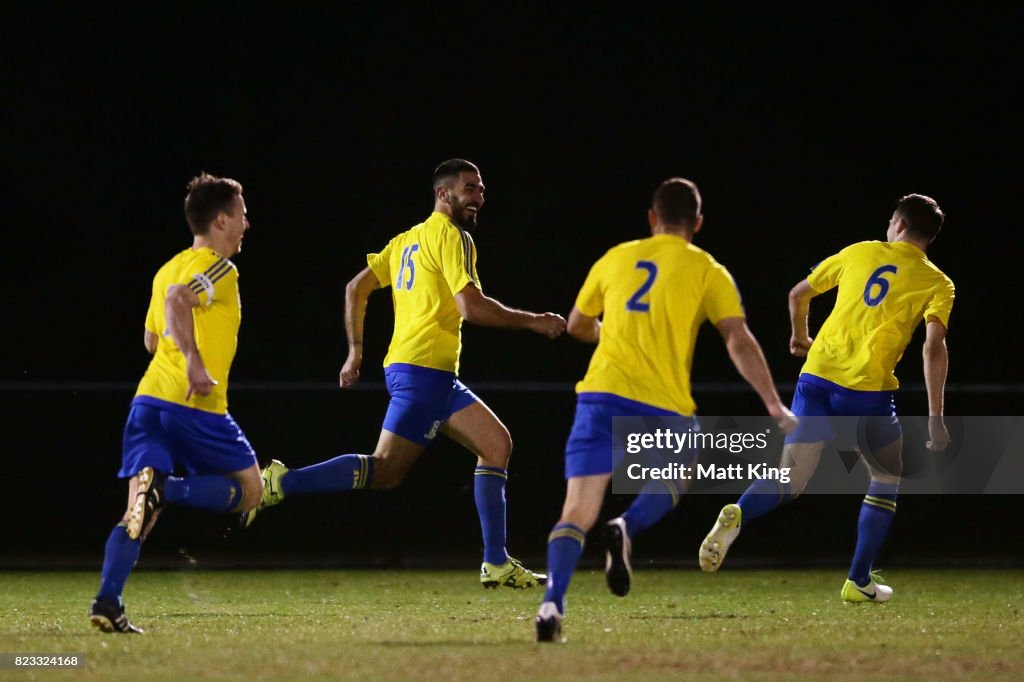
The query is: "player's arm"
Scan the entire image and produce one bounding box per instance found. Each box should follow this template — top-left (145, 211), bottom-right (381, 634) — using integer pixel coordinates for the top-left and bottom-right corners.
top-left (716, 317), bottom-right (797, 433)
top-left (454, 284), bottom-right (566, 339)
top-left (922, 318), bottom-right (951, 451)
top-left (788, 279), bottom-right (820, 357)
top-left (164, 285), bottom-right (215, 399)
top-left (566, 306), bottom-right (600, 344)
top-left (341, 267), bottom-right (384, 388)
top-left (143, 329), bottom-right (158, 354)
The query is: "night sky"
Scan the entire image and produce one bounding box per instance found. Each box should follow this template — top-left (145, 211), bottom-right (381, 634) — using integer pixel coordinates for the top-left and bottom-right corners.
top-left (6, 5), bottom-right (1019, 389)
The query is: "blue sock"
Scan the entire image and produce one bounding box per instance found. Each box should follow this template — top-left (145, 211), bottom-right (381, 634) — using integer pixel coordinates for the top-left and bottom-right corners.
top-left (849, 481), bottom-right (898, 585)
top-left (96, 524), bottom-right (141, 603)
top-left (474, 466), bottom-right (509, 565)
top-left (542, 523), bottom-right (586, 614)
top-left (737, 479), bottom-right (792, 523)
top-left (280, 454), bottom-right (375, 495)
top-left (621, 479), bottom-right (681, 536)
top-left (164, 475), bottom-right (243, 513)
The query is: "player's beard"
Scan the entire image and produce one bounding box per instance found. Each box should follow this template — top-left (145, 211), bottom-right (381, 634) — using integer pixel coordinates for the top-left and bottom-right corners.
top-left (450, 198), bottom-right (479, 231)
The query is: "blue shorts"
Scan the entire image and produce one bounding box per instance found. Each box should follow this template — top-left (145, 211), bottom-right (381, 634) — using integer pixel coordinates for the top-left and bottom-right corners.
top-left (119, 396), bottom-right (258, 478)
top-left (382, 363), bottom-right (479, 446)
top-left (785, 374), bottom-right (902, 451)
top-left (565, 393), bottom-right (696, 478)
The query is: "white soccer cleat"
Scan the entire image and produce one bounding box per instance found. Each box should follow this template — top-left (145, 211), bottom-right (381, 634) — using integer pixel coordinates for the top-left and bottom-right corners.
top-left (699, 503), bottom-right (742, 572)
top-left (841, 575), bottom-right (894, 603)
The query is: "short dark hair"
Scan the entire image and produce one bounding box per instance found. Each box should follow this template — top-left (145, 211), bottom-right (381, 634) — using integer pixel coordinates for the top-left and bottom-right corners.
top-left (653, 178), bottom-right (702, 228)
top-left (184, 172), bottom-right (243, 236)
top-left (433, 159), bottom-right (480, 189)
top-left (896, 194), bottom-right (944, 241)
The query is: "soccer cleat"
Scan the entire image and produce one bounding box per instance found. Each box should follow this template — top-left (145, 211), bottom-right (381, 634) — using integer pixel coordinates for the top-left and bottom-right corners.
top-left (535, 601), bottom-right (565, 643)
top-left (480, 556), bottom-right (547, 589)
top-left (603, 517), bottom-right (633, 597)
top-left (841, 573), bottom-right (894, 603)
top-left (89, 599), bottom-right (144, 634)
top-left (699, 503), bottom-right (742, 572)
top-left (126, 467), bottom-right (166, 541)
top-left (239, 459), bottom-right (290, 529)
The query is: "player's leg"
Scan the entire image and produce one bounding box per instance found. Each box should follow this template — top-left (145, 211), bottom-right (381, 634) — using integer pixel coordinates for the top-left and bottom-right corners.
top-left (698, 440), bottom-right (824, 573)
top-left (158, 409), bottom-right (259, 515)
top-left (241, 368), bottom-right (440, 528)
top-left (91, 402), bottom-right (175, 634)
top-left (842, 410), bottom-right (902, 603)
top-left (537, 474), bottom-right (610, 643)
top-left (442, 396), bottom-right (544, 588)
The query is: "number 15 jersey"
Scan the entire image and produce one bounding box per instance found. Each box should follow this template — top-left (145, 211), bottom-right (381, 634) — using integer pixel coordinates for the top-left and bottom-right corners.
top-left (574, 233), bottom-right (745, 416)
top-left (367, 212), bottom-right (481, 374)
top-left (801, 240), bottom-right (955, 391)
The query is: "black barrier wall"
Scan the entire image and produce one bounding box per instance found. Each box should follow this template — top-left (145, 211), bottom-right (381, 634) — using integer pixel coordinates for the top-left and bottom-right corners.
top-left (3, 387), bottom-right (1023, 568)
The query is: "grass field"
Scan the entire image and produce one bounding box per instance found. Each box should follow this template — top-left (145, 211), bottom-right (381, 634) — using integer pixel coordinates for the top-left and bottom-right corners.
top-left (1, 568), bottom-right (1021, 681)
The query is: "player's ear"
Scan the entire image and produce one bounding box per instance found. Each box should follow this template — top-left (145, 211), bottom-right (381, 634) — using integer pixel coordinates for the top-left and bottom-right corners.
top-left (692, 214), bottom-right (704, 234)
top-left (647, 208), bottom-right (657, 231)
top-left (435, 184), bottom-right (449, 204)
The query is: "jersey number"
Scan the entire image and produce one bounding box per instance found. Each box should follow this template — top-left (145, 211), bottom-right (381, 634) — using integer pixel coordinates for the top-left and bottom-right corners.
top-left (863, 264), bottom-right (897, 306)
top-left (396, 244), bottom-right (420, 290)
top-left (626, 261), bottom-right (658, 312)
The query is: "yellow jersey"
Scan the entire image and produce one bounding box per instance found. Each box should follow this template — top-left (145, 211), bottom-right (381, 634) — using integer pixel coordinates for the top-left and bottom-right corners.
top-left (802, 240), bottom-right (955, 391)
top-left (136, 247), bottom-right (241, 414)
top-left (367, 212), bottom-right (480, 374)
top-left (574, 233), bottom-right (745, 415)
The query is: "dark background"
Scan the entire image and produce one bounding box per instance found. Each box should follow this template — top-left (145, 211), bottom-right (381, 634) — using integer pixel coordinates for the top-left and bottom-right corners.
top-left (3, 6), bottom-right (1021, 568)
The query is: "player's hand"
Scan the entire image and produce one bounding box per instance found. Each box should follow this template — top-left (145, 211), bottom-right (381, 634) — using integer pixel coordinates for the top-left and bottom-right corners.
top-left (185, 359), bottom-right (216, 399)
top-left (768, 403), bottom-right (799, 435)
top-left (926, 415), bottom-right (951, 451)
top-left (789, 334), bottom-right (813, 357)
top-left (340, 352), bottom-right (362, 388)
top-left (530, 312), bottom-right (567, 339)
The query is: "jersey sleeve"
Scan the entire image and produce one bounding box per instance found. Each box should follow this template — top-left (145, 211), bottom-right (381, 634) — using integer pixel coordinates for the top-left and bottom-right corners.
top-left (367, 239), bottom-right (395, 289)
top-left (185, 257), bottom-right (236, 307)
top-left (806, 249), bottom-right (846, 293)
top-left (574, 256), bottom-right (606, 317)
top-left (923, 276), bottom-right (955, 328)
top-left (702, 261), bottom-right (745, 323)
top-left (438, 226), bottom-right (480, 295)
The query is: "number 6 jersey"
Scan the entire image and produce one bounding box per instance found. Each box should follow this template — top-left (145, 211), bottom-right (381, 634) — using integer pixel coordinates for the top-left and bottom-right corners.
top-left (801, 240), bottom-right (955, 391)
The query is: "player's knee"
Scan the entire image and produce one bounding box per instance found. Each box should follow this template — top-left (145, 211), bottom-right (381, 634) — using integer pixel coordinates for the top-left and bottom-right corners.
top-left (237, 478), bottom-right (264, 513)
top-left (370, 457), bottom-right (407, 490)
top-left (481, 431), bottom-right (513, 468)
top-left (559, 504), bottom-right (599, 533)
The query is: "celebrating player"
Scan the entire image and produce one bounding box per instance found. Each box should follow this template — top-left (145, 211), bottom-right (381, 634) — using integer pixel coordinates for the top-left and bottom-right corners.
top-left (699, 194), bottom-right (955, 603)
top-left (89, 174), bottom-right (262, 633)
top-left (242, 159), bottom-right (564, 589)
top-left (535, 178), bottom-right (797, 642)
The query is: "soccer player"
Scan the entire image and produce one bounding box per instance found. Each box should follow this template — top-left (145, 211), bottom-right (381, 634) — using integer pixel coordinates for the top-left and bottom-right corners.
top-left (535, 178), bottom-right (797, 642)
top-left (242, 159), bottom-right (565, 588)
top-left (89, 173), bottom-right (263, 633)
top-left (699, 194), bottom-right (954, 604)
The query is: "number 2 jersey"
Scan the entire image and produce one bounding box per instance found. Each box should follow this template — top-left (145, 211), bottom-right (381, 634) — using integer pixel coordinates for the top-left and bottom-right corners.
top-left (136, 247), bottom-right (241, 414)
top-left (574, 233), bottom-right (746, 416)
top-left (801, 240), bottom-right (955, 391)
top-left (367, 212), bottom-right (481, 374)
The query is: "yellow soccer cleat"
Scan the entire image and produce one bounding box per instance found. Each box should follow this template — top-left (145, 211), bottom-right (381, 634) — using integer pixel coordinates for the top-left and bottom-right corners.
top-left (699, 503), bottom-right (742, 572)
top-left (480, 556), bottom-right (547, 589)
top-left (239, 459), bottom-right (290, 529)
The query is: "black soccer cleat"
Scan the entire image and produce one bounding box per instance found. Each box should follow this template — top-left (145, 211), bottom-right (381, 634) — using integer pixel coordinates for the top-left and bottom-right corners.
top-left (89, 599), bottom-right (144, 634)
top-left (126, 467), bottom-right (167, 541)
top-left (535, 602), bottom-right (565, 643)
top-left (603, 517), bottom-right (633, 597)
